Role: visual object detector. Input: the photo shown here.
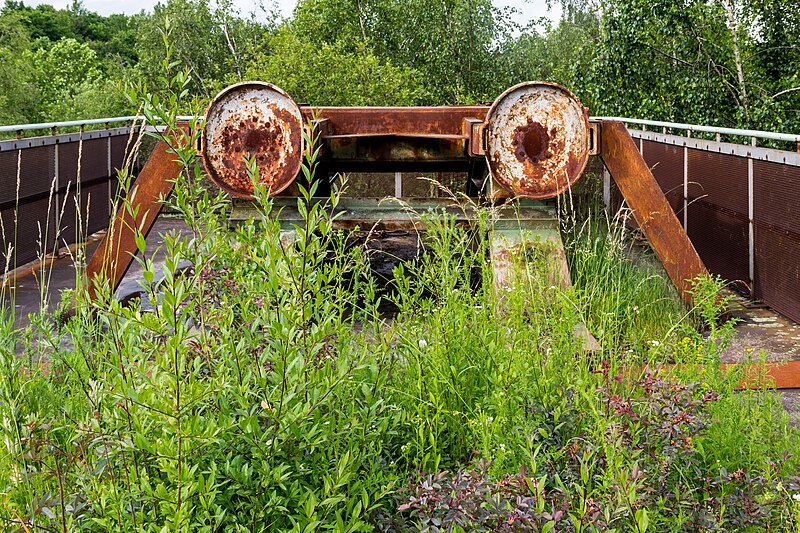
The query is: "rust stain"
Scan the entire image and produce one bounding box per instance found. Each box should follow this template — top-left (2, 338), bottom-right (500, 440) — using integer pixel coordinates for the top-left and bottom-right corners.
top-left (217, 108), bottom-right (301, 195)
top-left (512, 119), bottom-right (551, 164)
top-left (486, 82), bottom-right (589, 199)
top-left (202, 82), bottom-right (303, 199)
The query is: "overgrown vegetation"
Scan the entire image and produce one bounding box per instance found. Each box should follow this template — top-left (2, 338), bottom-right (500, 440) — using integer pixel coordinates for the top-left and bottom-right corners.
top-left (0, 64), bottom-right (798, 532)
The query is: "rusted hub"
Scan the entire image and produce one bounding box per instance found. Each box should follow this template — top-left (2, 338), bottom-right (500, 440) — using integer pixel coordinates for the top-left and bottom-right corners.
top-left (202, 82), bottom-right (303, 198)
top-left (486, 82), bottom-right (589, 199)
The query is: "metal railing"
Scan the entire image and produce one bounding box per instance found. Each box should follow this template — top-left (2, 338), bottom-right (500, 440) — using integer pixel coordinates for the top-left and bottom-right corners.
top-left (0, 115), bottom-right (196, 135)
top-left (594, 116), bottom-right (800, 145)
top-left (0, 120), bottom-right (148, 273)
top-left (601, 118), bottom-right (800, 322)
top-left (3, 114), bottom-right (796, 141)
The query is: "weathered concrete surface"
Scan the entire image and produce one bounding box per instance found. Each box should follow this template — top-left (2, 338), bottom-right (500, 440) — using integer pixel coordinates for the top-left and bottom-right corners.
top-left (722, 292), bottom-right (800, 363)
top-left (2, 217), bottom-right (192, 327)
top-left (721, 291), bottom-right (800, 425)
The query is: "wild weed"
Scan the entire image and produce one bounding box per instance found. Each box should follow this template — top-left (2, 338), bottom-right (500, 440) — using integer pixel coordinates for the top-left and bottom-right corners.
top-left (0, 45), bottom-right (798, 532)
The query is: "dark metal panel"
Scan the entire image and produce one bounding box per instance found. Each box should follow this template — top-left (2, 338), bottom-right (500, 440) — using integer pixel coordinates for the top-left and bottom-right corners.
top-left (0, 150), bottom-right (21, 205)
top-left (86, 180), bottom-right (111, 235)
top-left (58, 138), bottom-right (108, 187)
top-left (753, 159), bottom-right (800, 230)
top-left (687, 148), bottom-right (747, 216)
top-left (58, 142), bottom-right (78, 188)
top-left (754, 222), bottom-right (800, 323)
top-left (78, 138), bottom-right (108, 182)
top-left (22, 145), bottom-right (56, 199)
top-left (686, 200), bottom-right (749, 287)
top-left (111, 134), bottom-right (131, 175)
top-left (56, 181), bottom-right (111, 248)
top-left (752, 160), bottom-right (800, 322)
top-left (641, 140), bottom-right (683, 218)
top-left (0, 131), bottom-right (134, 272)
top-left (0, 196), bottom-right (57, 268)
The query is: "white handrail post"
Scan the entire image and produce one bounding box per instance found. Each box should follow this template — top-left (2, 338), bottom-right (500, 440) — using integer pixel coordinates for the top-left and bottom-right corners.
top-left (748, 136), bottom-right (756, 298)
top-left (684, 129), bottom-right (691, 231)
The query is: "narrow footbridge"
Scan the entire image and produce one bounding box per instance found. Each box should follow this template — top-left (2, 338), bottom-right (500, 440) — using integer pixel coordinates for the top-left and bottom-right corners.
top-left (0, 113), bottom-right (799, 325)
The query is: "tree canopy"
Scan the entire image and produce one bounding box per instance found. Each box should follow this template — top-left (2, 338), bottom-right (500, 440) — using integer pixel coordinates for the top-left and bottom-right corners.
top-left (0, 0), bottom-right (796, 132)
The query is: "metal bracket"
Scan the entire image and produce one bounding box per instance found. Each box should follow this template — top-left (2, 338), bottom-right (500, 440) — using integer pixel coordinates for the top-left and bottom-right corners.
top-left (588, 122), bottom-right (601, 156)
top-left (462, 117), bottom-right (486, 157)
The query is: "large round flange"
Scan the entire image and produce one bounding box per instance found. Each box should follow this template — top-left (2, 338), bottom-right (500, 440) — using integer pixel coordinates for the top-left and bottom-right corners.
top-left (486, 81), bottom-right (589, 199)
top-left (202, 81), bottom-right (303, 198)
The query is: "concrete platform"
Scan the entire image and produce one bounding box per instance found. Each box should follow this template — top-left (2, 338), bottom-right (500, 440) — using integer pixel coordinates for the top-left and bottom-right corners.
top-left (1, 217), bottom-right (192, 327)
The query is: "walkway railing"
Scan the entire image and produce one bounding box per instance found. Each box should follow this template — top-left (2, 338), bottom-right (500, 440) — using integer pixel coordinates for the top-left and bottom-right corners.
top-left (601, 117), bottom-right (800, 322)
top-left (0, 118), bottom-right (146, 272)
top-left (2, 114), bottom-right (799, 322)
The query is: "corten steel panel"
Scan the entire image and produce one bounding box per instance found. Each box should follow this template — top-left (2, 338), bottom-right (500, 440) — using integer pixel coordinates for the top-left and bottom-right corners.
top-left (687, 149), bottom-right (747, 216)
top-left (111, 134), bottom-right (132, 174)
top-left (57, 181), bottom-right (110, 248)
top-left (58, 142), bottom-right (79, 188)
top-left (754, 222), bottom-right (800, 323)
top-left (79, 138), bottom-right (108, 182)
top-left (641, 140), bottom-right (683, 218)
top-left (753, 160), bottom-right (800, 230)
top-left (0, 197), bottom-right (57, 268)
top-left (686, 201), bottom-right (749, 286)
top-left (0, 151), bottom-right (19, 205)
top-left (0, 146), bottom-right (56, 205)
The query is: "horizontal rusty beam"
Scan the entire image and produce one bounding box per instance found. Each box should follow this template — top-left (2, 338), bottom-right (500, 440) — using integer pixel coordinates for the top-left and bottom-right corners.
top-left (302, 106), bottom-right (489, 136)
top-left (651, 360), bottom-right (800, 390)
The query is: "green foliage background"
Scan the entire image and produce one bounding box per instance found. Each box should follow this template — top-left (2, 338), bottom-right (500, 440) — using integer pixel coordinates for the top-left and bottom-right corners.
top-left (0, 0), bottom-right (797, 130)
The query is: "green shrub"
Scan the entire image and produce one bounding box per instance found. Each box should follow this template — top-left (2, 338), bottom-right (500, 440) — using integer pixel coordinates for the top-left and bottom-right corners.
top-left (0, 53), bottom-right (798, 533)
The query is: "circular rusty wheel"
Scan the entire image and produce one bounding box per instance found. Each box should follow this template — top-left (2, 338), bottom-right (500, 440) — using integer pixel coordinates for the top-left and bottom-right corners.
top-left (485, 81), bottom-right (589, 199)
top-left (202, 82), bottom-right (303, 199)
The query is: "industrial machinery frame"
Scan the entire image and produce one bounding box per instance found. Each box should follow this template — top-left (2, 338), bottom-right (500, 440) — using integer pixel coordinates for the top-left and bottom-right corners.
top-left (85, 81), bottom-right (707, 312)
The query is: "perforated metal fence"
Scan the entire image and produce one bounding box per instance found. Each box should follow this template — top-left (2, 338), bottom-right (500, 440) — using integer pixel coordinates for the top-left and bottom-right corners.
top-left (0, 127), bottom-right (140, 270)
top-left (625, 129), bottom-right (800, 323)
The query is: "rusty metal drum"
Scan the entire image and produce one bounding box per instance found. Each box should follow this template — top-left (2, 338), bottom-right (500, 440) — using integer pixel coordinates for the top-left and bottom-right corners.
top-left (485, 82), bottom-right (589, 199)
top-left (202, 82), bottom-right (303, 198)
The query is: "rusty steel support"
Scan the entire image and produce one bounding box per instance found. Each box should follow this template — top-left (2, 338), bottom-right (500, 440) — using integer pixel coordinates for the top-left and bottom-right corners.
top-left (599, 120), bottom-right (708, 306)
top-left (84, 137), bottom-right (183, 301)
top-left (304, 106), bottom-right (489, 136)
top-left (202, 82), bottom-right (589, 200)
top-left (655, 360), bottom-right (800, 390)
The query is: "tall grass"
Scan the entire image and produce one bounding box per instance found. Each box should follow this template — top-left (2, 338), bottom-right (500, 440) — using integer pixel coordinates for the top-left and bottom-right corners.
top-left (562, 207), bottom-right (687, 358)
top-left (0, 57), bottom-right (798, 531)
